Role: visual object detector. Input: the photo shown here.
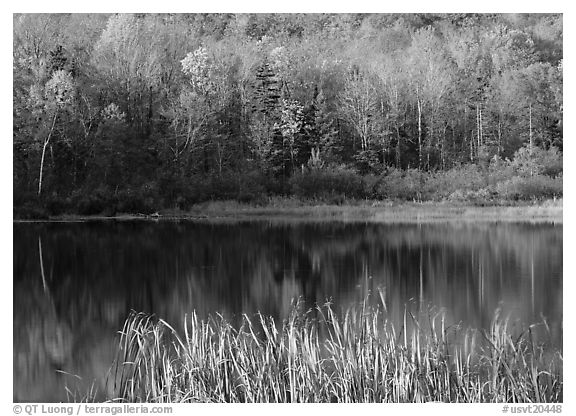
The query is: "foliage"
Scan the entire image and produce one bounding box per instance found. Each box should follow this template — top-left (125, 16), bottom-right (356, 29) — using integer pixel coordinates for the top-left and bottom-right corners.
top-left (495, 174), bottom-right (562, 201)
top-left (423, 165), bottom-right (486, 200)
top-left (375, 168), bottom-right (424, 201)
top-left (44, 70), bottom-right (75, 108)
top-left (511, 145), bottom-right (563, 177)
top-left (290, 166), bottom-right (365, 200)
top-left (12, 13), bottom-right (563, 216)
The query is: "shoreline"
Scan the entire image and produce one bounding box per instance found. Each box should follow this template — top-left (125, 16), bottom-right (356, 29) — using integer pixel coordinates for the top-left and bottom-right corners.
top-left (14, 200), bottom-right (563, 224)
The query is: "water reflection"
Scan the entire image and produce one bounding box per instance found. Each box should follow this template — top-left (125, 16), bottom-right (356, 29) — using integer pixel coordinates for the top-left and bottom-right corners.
top-left (13, 220), bottom-right (562, 401)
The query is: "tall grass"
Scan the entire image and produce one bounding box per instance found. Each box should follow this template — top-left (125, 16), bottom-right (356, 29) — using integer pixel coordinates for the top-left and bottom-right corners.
top-left (108, 297), bottom-right (562, 403)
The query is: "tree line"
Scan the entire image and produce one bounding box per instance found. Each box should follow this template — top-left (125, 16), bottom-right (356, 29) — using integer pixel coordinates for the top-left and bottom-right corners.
top-left (13, 13), bottom-right (563, 216)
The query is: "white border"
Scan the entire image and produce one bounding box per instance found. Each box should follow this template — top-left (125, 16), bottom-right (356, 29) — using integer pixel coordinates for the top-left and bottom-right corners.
top-left (2, 3), bottom-right (572, 414)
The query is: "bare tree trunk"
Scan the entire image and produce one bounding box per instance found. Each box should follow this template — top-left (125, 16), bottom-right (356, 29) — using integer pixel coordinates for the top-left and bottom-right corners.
top-left (216, 142), bottom-right (224, 178)
top-left (476, 104), bottom-right (481, 150)
top-left (38, 111), bottom-right (58, 196)
top-left (147, 85), bottom-right (153, 136)
top-left (498, 109), bottom-right (502, 156)
top-left (381, 99), bottom-right (386, 166)
top-left (529, 102), bottom-right (533, 154)
top-left (395, 124), bottom-right (401, 168)
top-left (451, 120), bottom-right (456, 160)
top-left (479, 106), bottom-right (483, 147)
top-left (441, 124), bottom-right (447, 170)
top-left (529, 103), bottom-right (533, 176)
top-left (417, 96), bottom-right (422, 170)
top-left (427, 110), bottom-right (433, 171)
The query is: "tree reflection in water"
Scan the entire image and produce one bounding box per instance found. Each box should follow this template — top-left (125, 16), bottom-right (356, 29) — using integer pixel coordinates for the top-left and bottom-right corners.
top-left (13, 220), bottom-right (562, 401)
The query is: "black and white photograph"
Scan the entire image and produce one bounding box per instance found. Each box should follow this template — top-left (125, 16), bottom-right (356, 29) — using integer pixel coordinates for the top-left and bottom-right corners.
top-left (11, 7), bottom-right (564, 407)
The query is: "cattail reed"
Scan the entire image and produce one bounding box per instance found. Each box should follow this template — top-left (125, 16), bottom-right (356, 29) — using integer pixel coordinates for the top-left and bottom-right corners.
top-left (108, 293), bottom-right (562, 403)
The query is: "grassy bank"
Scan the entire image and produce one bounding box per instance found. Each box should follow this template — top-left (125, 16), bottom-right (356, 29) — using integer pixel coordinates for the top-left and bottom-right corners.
top-left (17, 198), bottom-right (563, 223)
top-left (108, 298), bottom-right (562, 403)
top-left (180, 198), bottom-right (563, 223)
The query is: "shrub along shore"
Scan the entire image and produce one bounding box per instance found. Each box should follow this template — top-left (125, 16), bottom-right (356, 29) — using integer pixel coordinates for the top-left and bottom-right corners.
top-left (14, 146), bottom-right (562, 221)
top-left (107, 298), bottom-right (562, 403)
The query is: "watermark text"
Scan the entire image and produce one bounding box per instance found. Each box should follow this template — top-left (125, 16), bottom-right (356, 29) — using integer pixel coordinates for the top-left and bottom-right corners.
top-left (13, 404), bottom-right (173, 416)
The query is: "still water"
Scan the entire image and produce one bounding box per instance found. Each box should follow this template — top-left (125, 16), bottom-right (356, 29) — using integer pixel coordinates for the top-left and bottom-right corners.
top-left (13, 220), bottom-right (562, 402)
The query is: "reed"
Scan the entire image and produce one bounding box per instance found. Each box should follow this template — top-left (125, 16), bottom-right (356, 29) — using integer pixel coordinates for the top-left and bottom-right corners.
top-left (108, 297), bottom-right (562, 403)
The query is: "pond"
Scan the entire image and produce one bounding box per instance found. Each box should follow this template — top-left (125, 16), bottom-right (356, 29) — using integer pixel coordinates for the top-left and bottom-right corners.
top-left (13, 220), bottom-right (562, 402)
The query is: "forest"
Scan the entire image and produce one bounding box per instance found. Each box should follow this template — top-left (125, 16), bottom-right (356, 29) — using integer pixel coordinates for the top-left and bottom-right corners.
top-left (13, 13), bottom-right (563, 218)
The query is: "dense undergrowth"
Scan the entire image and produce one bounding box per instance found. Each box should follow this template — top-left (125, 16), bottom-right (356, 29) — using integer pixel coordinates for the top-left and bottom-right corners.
top-left (107, 297), bottom-right (562, 403)
top-left (14, 146), bottom-right (562, 219)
